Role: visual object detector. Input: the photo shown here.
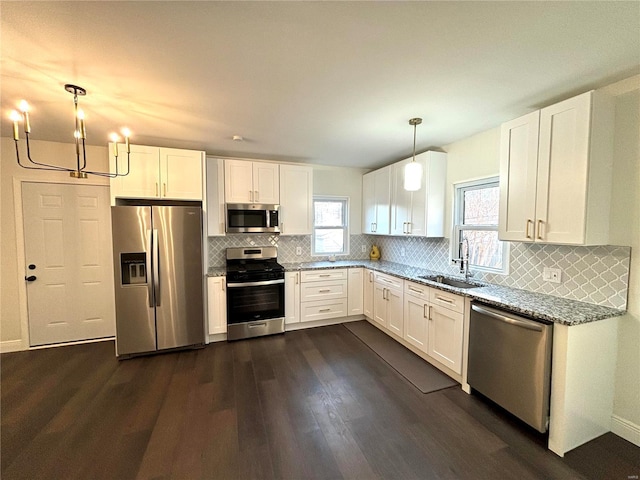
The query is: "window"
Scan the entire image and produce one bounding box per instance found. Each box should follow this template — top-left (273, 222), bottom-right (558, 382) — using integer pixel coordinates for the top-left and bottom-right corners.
top-left (313, 197), bottom-right (349, 256)
top-left (451, 177), bottom-right (508, 274)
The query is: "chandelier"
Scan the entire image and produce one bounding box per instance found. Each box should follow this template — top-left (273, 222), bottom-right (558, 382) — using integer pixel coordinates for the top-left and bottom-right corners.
top-left (404, 117), bottom-right (423, 191)
top-left (9, 84), bottom-right (131, 179)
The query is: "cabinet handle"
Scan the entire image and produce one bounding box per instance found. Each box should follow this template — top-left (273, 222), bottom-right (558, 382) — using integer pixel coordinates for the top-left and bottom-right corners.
top-left (221, 281), bottom-right (225, 292)
top-left (526, 219), bottom-right (533, 239)
top-left (373, 222), bottom-right (377, 232)
top-left (407, 222), bottom-right (412, 235)
top-left (155, 182), bottom-right (159, 197)
top-left (319, 308), bottom-right (331, 313)
top-left (408, 286), bottom-right (423, 294)
top-left (382, 288), bottom-right (387, 300)
top-left (319, 289), bottom-right (331, 293)
top-left (280, 222), bottom-right (284, 234)
top-left (537, 219), bottom-right (544, 240)
top-left (435, 296), bottom-right (455, 304)
top-left (428, 305), bottom-right (432, 320)
top-left (163, 183), bottom-right (167, 197)
top-left (369, 272), bottom-right (374, 283)
top-left (296, 272), bottom-right (299, 285)
top-left (319, 274), bottom-right (330, 277)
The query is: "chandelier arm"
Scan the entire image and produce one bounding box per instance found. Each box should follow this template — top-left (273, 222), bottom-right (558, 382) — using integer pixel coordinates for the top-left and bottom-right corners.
top-left (81, 138), bottom-right (88, 171)
top-left (81, 151), bottom-right (131, 178)
top-left (23, 134), bottom-right (75, 172)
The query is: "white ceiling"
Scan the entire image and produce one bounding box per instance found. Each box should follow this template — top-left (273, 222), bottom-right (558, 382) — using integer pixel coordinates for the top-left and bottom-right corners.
top-left (2, 1), bottom-right (639, 169)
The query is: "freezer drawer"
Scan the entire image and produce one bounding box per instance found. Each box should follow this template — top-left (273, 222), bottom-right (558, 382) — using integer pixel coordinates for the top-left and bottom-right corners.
top-left (468, 302), bottom-right (553, 433)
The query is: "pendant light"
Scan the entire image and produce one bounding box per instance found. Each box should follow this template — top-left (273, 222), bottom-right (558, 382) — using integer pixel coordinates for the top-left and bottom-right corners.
top-left (9, 84), bottom-right (132, 178)
top-left (404, 117), bottom-right (423, 191)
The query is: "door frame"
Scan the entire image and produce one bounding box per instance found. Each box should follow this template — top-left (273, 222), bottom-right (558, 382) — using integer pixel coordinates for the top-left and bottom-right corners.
top-left (11, 177), bottom-right (115, 351)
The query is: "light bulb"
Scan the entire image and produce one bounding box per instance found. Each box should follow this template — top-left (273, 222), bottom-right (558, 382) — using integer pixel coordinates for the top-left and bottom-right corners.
top-left (109, 132), bottom-right (120, 143)
top-left (19, 100), bottom-right (29, 113)
top-left (404, 161), bottom-right (423, 191)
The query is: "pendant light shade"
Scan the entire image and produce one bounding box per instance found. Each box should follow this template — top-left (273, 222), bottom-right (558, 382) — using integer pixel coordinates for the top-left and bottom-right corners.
top-left (404, 117), bottom-right (422, 191)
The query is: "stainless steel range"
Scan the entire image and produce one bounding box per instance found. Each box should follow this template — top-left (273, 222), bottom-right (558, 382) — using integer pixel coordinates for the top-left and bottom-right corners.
top-left (225, 246), bottom-right (285, 341)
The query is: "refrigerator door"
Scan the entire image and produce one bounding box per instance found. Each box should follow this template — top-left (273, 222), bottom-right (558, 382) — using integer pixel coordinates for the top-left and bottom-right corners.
top-left (153, 206), bottom-right (204, 350)
top-left (111, 206), bottom-right (157, 356)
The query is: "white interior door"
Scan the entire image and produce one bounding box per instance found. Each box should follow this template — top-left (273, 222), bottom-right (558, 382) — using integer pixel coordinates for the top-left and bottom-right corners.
top-left (22, 182), bottom-right (115, 346)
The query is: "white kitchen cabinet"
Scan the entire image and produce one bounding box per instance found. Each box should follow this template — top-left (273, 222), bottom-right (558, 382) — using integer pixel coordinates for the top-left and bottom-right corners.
top-left (347, 268), bottom-right (364, 316)
top-left (499, 90), bottom-right (614, 245)
top-left (279, 164), bottom-right (313, 235)
top-left (109, 144), bottom-right (204, 204)
top-left (224, 159), bottom-right (279, 204)
top-left (428, 304), bottom-right (464, 375)
top-left (300, 269), bottom-right (348, 322)
top-left (363, 166), bottom-right (391, 234)
top-left (372, 272), bottom-right (403, 335)
top-left (285, 271), bottom-right (300, 324)
top-left (390, 152), bottom-right (447, 237)
top-left (207, 276), bottom-right (227, 335)
top-left (363, 269), bottom-right (374, 319)
top-left (403, 280), bottom-right (430, 351)
top-left (206, 157), bottom-right (225, 236)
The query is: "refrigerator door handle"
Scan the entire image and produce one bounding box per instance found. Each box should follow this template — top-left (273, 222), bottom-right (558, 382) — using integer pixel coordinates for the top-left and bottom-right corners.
top-left (147, 230), bottom-right (154, 307)
top-left (152, 229), bottom-right (160, 306)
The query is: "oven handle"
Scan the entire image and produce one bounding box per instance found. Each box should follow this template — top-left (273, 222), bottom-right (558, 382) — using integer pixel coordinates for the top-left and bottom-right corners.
top-left (227, 279), bottom-right (285, 288)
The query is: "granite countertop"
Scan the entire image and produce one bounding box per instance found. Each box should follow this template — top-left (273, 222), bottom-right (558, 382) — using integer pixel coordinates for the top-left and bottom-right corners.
top-left (208, 259), bottom-right (626, 326)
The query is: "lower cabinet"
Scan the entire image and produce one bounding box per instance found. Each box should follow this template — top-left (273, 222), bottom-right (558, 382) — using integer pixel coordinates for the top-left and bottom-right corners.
top-left (373, 272), bottom-right (404, 336)
top-left (363, 269), bottom-right (374, 318)
top-left (428, 304), bottom-right (464, 374)
top-left (403, 282), bottom-right (430, 351)
top-left (347, 268), bottom-right (364, 315)
top-left (300, 269), bottom-right (348, 322)
top-left (285, 271), bottom-right (300, 324)
top-left (207, 276), bottom-right (227, 335)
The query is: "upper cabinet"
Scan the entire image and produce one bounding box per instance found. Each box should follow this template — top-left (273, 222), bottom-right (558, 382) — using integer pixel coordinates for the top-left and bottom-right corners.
top-left (363, 166), bottom-right (391, 234)
top-left (279, 164), bottom-right (313, 235)
top-left (499, 91), bottom-right (614, 245)
top-left (390, 151), bottom-right (446, 237)
top-left (224, 159), bottom-right (279, 204)
top-left (109, 144), bottom-right (204, 204)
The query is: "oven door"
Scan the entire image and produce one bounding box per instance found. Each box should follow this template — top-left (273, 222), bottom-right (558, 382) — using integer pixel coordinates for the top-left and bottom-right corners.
top-left (226, 279), bottom-right (285, 325)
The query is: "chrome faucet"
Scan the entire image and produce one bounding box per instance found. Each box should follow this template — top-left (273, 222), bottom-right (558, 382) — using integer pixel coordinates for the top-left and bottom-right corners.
top-left (459, 237), bottom-right (472, 280)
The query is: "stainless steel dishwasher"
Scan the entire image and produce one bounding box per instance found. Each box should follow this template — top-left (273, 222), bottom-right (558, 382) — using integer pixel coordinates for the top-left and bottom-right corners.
top-left (468, 302), bottom-right (553, 433)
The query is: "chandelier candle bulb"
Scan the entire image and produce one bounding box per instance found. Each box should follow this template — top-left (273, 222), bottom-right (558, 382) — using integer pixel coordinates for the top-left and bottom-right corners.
top-left (10, 110), bottom-right (21, 140)
top-left (19, 100), bottom-right (31, 133)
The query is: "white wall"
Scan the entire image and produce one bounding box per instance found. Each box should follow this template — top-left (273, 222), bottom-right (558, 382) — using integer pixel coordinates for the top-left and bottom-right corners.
top-left (313, 164), bottom-right (369, 235)
top-left (1, 138), bottom-right (109, 346)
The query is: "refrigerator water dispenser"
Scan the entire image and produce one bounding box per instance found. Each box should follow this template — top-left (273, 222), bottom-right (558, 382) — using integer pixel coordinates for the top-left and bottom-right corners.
top-left (120, 253), bottom-right (147, 285)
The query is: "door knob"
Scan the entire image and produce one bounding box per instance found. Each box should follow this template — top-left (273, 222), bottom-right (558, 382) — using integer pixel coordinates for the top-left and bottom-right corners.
top-left (25, 275), bottom-right (37, 282)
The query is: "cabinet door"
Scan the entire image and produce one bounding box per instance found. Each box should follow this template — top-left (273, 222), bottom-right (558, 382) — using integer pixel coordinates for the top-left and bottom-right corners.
top-left (253, 162), bottom-right (279, 204)
top-left (404, 294), bottom-right (428, 352)
top-left (372, 283), bottom-right (387, 327)
top-left (428, 305), bottom-right (463, 374)
top-left (224, 159), bottom-right (254, 203)
top-left (363, 269), bottom-right (374, 318)
top-left (347, 268), bottom-right (364, 316)
top-left (386, 285), bottom-right (404, 336)
top-left (206, 157), bottom-right (226, 236)
top-left (207, 277), bottom-right (227, 335)
top-left (391, 160), bottom-right (411, 235)
top-left (536, 92), bottom-right (592, 244)
top-left (109, 144), bottom-right (159, 202)
top-left (160, 148), bottom-right (203, 200)
top-left (362, 173), bottom-right (376, 233)
top-left (280, 164), bottom-right (313, 235)
top-left (498, 111), bottom-right (540, 242)
top-left (374, 167), bottom-right (391, 234)
top-left (285, 272), bottom-right (300, 324)
top-left (419, 151), bottom-right (447, 237)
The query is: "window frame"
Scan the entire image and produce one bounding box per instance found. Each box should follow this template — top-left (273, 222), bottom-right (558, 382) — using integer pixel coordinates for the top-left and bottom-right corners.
top-left (312, 196), bottom-right (350, 257)
top-left (450, 177), bottom-right (509, 275)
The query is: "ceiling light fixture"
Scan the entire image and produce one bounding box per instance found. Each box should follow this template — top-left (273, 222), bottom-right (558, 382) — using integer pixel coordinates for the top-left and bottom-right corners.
top-left (9, 84), bottom-right (132, 178)
top-left (404, 117), bottom-right (423, 191)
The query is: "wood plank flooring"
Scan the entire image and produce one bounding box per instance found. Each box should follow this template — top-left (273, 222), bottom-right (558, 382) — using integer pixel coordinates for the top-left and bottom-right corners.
top-left (2, 324), bottom-right (638, 479)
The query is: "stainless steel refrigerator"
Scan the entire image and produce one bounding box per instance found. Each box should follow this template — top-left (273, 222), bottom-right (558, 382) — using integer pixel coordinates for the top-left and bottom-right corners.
top-left (111, 205), bottom-right (204, 357)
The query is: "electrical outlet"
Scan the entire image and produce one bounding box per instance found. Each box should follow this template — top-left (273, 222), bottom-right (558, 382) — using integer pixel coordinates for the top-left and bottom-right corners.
top-left (295, 247), bottom-right (302, 256)
top-left (543, 267), bottom-right (562, 284)
top-left (362, 245), bottom-right (367, 253)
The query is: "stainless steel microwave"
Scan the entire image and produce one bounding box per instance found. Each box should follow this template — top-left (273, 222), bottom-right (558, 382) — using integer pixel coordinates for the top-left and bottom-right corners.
top-left (226, 203), bottom-right (280, 233)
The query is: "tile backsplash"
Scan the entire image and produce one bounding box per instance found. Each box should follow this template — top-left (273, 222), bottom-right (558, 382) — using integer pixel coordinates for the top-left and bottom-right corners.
top-left (208, 234), bottom-right (630, 309)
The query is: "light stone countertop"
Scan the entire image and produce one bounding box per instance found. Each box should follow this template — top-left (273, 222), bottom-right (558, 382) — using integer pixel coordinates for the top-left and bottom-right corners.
top-left (208, 259), bottom-right (625, 326)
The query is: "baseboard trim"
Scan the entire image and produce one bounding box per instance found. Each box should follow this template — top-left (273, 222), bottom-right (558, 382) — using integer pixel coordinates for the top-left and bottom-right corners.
top-left (1, 340), bottom-right (26, 353)
top-left (611, 415), bottom-right (640, 447)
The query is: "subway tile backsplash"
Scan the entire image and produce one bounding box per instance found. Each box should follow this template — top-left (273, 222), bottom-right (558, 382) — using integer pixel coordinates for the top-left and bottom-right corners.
top-left (208, 234), bottom-right (630, 309)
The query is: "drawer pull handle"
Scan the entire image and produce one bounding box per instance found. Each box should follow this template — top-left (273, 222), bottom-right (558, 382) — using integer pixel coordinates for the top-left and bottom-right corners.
top-left (408, 286), bottom-right (423, 294)
top-left (435, 296), bottom-right (455, 304)
top-left (319, 308), bottom-right (331, 312)
top-left (319, 289), bottom-right (331, 293)
top-left (319, 274), bottom-right (330, 277)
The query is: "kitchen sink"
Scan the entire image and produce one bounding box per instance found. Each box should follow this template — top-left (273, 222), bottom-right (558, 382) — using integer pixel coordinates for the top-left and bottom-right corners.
top-left (419, 275), bottom-right (480, 289)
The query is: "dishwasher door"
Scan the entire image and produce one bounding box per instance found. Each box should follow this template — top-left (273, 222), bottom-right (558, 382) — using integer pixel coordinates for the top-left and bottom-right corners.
top-left (468, 302), bottom-right (553, 433)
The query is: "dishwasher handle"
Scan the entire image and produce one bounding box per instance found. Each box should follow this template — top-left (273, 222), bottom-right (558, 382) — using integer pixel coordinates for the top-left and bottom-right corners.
top-left (471, 304), bottom-right (545, 332)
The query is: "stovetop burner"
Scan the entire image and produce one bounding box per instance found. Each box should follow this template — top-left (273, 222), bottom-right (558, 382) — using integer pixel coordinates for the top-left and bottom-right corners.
top-left (225, 246), bottom-right (284, 282)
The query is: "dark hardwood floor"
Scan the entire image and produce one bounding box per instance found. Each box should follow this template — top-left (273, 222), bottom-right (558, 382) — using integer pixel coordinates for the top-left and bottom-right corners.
top-left (2, 324), bottom-right (638, 480)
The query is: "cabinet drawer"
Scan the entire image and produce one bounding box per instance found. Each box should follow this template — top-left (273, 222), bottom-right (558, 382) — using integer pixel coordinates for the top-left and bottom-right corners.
top-left (301, 269), bottom-right (347, 282)
top-left (300, 280), bottom-right (347, 302)
top-left (429, 289), bottom-right (464, 314)
top-left (301, 299), bottom-right (348, 322)
top-left (373, 271), bottom-right (403, 290)
top-left (404, 280), bottom-right (429, 300)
